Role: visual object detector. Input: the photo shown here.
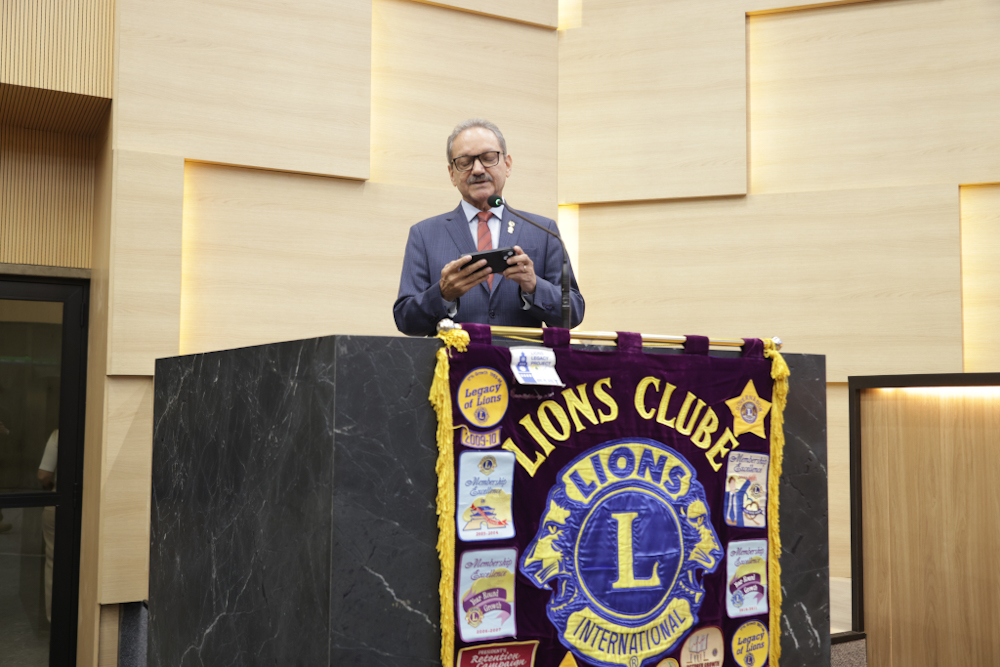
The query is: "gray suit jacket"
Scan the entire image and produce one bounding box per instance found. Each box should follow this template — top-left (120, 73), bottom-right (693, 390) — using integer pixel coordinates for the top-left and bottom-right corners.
top-left (393, 204), bottom-right (585, 336)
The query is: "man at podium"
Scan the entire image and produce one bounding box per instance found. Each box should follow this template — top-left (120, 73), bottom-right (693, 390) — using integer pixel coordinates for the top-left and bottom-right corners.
top-left (393, 118), bottom-right (584, 336)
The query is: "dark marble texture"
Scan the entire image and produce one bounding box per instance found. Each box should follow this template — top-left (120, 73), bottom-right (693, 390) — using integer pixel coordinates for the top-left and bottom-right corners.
top-left (150, 337), bottom-right (827, 667)
top-left (779, 353), bottom-right (830, 665)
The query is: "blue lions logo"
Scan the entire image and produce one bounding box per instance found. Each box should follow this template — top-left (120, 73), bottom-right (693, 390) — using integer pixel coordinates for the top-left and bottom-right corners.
top-left (520, 438), bottom-right (722, 667)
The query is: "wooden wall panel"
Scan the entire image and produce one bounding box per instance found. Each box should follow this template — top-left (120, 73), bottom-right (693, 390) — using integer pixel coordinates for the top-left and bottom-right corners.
top-left (97, 605), bottom-right (120, 667)
top-left (749, 0), bottom-right (1000, 194)
top-left (79, 110), bottom-right (114, 667)
top-left (371, 0), bottom-right (558, 218)
top-left (859, 389), bottom-right (892, 667)
top-left (961, 184), bottom-right (1000, 372)
top-left (99, 377), bottom-right (155, 603)
top-left (861, 388), bottom-right (1000, 667)
top-left (0, 0), bottom-right (113, 97)
top-left (559, 0), bottom-right (746, 204)
top-left (116, 0), bottom-right (371, 179)
top-left (745, 0), bottom-right (887, 15)
top-left (0, 124), bottom-right (94, 268)
top-left (1, 84), bottom-right (110, 136)
top-left (107, 151), bottom-right (184, 376)
top-left (406, 0), bottom-right (557, 28)
top-left (578, 184), bottom-right (963, 381)
top-left (180, 162), bottom-right (458, 355)
top-left (827, 382), bottom-right (850, 579)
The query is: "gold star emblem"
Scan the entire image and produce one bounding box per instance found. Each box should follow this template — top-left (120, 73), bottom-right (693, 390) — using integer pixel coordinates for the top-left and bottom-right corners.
top-left (725, 380), bottom-right (771, 439)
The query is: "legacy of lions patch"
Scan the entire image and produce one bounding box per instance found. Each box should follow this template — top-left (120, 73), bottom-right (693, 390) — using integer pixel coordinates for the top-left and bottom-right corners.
top-left (520, 438), bottom-right (723, 667)
top-left (731, 620), bottom-right (769, 667)
top-left (458, 367), bottom-right (509, 448)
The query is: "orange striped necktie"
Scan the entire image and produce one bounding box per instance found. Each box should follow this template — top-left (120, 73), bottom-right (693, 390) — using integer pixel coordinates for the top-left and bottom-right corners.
top-left (477, 211), bottom-right (493, 290)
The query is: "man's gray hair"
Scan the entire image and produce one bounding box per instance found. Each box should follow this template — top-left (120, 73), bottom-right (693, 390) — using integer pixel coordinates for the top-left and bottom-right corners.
top-left (446, 118), bottom-right (507, 162)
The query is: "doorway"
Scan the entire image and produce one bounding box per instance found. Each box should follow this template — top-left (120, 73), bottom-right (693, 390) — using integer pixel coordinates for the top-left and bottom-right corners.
top-left (0, 276), bottom-right (88, 667)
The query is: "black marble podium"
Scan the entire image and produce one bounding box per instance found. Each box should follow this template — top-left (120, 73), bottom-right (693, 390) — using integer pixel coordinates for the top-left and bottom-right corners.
top-left (149, 335), bottom-right (829, 667)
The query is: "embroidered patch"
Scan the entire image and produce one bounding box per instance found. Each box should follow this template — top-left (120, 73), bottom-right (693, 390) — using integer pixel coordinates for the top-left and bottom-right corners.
top-left (520, 438), bottom-right (723, 667)
top-left (725, 381), bottom-right (771, 439)
top-left (723, 453), bottom-right (768, 529)
top-left (458, 451), bottom-right (515, 541)
top-left (730, 620), bottom-right (768, 667)
top-left (457, 641), bottom-right (538, 667)
top-left (726, 541), bottom-right (768, 618)
top-left (458, 549), bottom-right (518, 643)
top-left (679, 625), bottom-right (723, 667)
top-left (458, 367), bottom-right (509, 429)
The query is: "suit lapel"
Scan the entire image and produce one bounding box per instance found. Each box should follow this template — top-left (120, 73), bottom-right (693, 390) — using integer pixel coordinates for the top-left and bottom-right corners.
top-left (445, 204), bottom-right (476, 257)
top-left (499, 206), bottom-right (525, 251)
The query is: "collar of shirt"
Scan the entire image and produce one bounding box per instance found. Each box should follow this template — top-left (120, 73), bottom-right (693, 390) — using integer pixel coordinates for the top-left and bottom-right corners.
top-left (460, 199), bottom-right (504, 250)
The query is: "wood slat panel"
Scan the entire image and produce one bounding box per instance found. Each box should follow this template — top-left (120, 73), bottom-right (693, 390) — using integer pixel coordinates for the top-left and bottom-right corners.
top-left (961, 184), bottom-right (1000, 372)
top-left (0, 83), bottom-right (111, 136)
top-left (107, 151), bottom-right (185, 376)
top-left (405, 0), bottom-right (557, 28)
top-left (578, 184), bottom-right (963, 381)
top-left (861, 388), bottom-right (1000, 667)
top-left (0, 124), bottom-right (94, 268)
top-left (371, 0), bottom-right (558, 218)
top-left (180, 162), bottom-right (459, 355)
top-left (116, 0), bottom-right (371, 179)
top-left (559, 0), bottom-right (746, 204)
top-left (749, 0), bottom-right (1000, 194)
top-left (0, 0), bottom-right (113, 98)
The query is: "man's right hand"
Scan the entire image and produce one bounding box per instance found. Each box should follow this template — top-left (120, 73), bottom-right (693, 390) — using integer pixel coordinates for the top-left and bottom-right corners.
top-left (440, 256), bottom-right (491, 301)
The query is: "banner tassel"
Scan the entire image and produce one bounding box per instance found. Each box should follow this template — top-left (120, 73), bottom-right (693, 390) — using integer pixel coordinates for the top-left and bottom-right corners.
top-left (764, 339), bottom-right (790, 667)
top-left (430, 326), bottom-right (470, 667)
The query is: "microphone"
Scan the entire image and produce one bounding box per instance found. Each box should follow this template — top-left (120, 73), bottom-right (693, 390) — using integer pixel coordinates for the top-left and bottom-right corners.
top-left (487, 196), bottom-right (572, 329)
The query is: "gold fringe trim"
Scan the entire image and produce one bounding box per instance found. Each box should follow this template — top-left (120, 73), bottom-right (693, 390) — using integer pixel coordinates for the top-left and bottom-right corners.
top-left (764, 339), bottom-right (790, 667)
top-left (430, 327), bottom-right (470, 667)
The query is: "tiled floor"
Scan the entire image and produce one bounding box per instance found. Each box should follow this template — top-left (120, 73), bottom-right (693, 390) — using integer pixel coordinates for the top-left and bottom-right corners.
top-left (0, 508), bottom-right (50, 667)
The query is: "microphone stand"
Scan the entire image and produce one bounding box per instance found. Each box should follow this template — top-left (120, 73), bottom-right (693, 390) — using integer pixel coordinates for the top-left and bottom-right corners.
top-left (494, 199), bottom-right (572, 329)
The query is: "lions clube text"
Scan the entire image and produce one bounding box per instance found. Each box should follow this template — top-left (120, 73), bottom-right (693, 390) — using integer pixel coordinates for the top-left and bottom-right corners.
top-left (500, 376), bottom-right (771, 477)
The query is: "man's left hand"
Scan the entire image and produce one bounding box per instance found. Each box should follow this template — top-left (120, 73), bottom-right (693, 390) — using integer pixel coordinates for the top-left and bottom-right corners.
top-left (503, 246), bottom-right (535, 294)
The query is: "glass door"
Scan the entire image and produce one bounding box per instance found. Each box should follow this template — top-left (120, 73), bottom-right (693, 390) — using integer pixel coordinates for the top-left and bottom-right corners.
top-left (0, 278), bottom-right (88, 667)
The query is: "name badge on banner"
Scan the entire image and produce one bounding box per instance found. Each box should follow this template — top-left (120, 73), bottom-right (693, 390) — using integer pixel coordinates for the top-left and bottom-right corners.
top-left (458, 451), bottom-right (515, 541)
top-left (726, 540), bottom-right (769, 618)
top-left (509, 347), bottom-right (563, 386)
top-left (458, 549), bottom-right (518, 643)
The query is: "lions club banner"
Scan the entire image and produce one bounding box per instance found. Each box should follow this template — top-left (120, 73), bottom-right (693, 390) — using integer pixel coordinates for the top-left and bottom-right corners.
top-left (430, 324), bottom-right (789, 667)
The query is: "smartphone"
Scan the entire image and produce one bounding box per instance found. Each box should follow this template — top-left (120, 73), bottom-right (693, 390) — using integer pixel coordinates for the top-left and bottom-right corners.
top-left (461, 247), bottom-right (516, 275)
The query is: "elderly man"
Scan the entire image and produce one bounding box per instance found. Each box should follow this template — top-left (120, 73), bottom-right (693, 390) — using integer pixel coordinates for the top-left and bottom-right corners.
top-left (394, 118), bottom-right (584, 336)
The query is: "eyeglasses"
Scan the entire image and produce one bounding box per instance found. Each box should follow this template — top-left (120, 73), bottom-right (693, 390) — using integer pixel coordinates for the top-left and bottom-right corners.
top-left (451, 151), bottom-right (502, 172)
